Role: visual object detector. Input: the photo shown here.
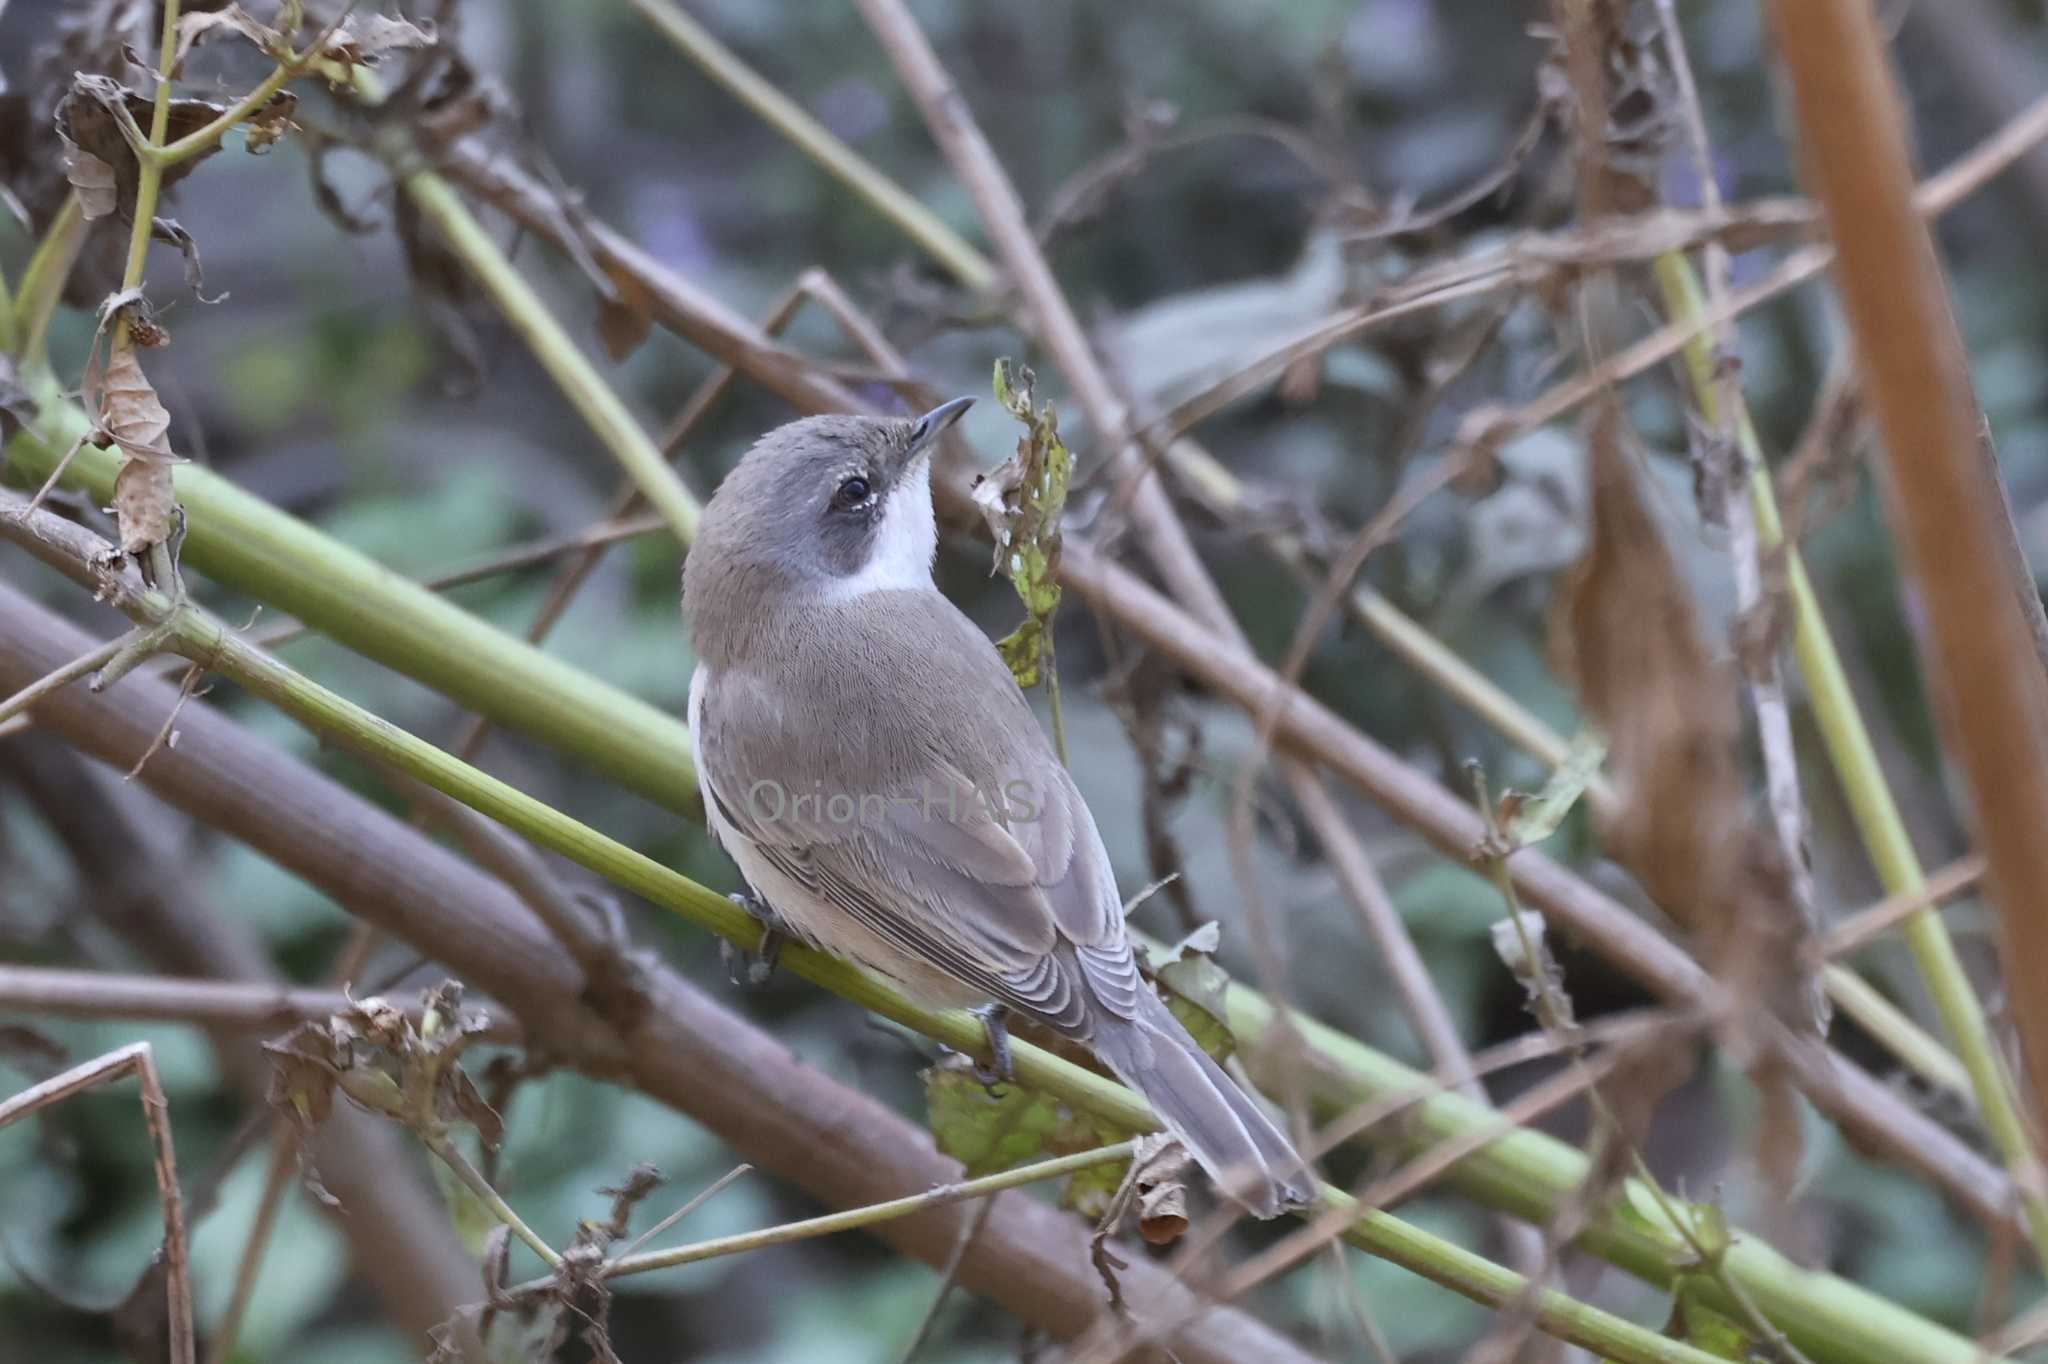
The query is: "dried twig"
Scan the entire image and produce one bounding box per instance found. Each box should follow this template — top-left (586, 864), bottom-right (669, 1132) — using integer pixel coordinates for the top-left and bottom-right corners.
top-left (1818, 855), bottom-right (1988, 961)
top-left (0, 1043), bottom-right (195, 1364)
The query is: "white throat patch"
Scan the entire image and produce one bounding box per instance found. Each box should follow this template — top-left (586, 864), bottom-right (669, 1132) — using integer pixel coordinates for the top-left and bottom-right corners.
top-left (824, 456), bottom-right (937, 600)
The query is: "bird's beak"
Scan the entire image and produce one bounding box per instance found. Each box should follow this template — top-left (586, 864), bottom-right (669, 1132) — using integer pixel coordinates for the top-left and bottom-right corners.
top-left (909, 396), bottom-right (975, 454)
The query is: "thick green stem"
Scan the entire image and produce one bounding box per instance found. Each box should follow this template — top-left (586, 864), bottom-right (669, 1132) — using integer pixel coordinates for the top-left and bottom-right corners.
top-left (1654, 251), bottom-right (2048, 1269)
top-left (12, 195), bottom-right (85, 365)
top-left (6, 394), bottom-right (701, 816)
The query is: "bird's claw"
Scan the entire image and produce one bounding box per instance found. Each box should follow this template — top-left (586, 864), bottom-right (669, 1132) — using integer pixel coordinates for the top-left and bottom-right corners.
top-left (972, 1005), bottom-right (1014, 1095)
top-left (722, 891), bottom-right (784, 987)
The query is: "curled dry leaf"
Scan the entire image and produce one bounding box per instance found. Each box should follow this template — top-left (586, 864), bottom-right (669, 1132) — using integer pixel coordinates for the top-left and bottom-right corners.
top-left (84, 343), bottom-right (182, 555)
top-left (262, 981), bottom-right (502, 1145)
top-left (112, 459), bottom-right (177, 555)
top-left (321, 14), bottom-right (439, 67)
top-left (176, 4), bottom-right (436, 69)
top-left (595, 262), bottom-right (654, 362)
top-left (56, 75), bottom-right (226, 225)
top-left (1549, 402), bottom-right (1815, 1038)
top-left (1489, 909), bottom-right (1579, 1038)
top-left (64, 144), bottom-right (118, 220)
top-left (173, 4), bottom-right (283, 67)
top-left (243, 90), bottom-right (299, 154)
top-left (1129, 1132), bottom-right (1192, 1245)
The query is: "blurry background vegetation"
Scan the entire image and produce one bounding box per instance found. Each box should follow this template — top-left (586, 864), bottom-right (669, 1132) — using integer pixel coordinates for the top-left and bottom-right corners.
top-left (1, 0), bottom-right (2044, 1359)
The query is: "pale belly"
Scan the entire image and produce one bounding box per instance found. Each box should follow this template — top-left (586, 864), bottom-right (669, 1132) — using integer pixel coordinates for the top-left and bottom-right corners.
top-left (688, 665), bottom-right (985, 1009)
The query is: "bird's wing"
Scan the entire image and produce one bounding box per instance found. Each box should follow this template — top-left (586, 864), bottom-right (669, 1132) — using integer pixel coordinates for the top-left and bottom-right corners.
top-left (694, 610), bottom-right (1142, 1031)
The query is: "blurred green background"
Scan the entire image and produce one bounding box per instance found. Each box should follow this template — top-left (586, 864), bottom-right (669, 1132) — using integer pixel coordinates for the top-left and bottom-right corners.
top-left (3, 0), bottom-right (2044, 1359)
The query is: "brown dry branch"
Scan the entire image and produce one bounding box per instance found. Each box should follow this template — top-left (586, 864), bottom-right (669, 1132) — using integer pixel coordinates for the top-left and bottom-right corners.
top-left (0, 733), bottom-right (484, 1344)
top-left (0, 963), bottom-right (516, 1038)
top-left (1767, 0), bottom-right (2048, 1154)
top-left (1819, 855), bottom-right (1988, 962)
top-left (0, 1042), bottom-right (194, 1364)
top-left (0, 581), bottom-right (1322, 1364)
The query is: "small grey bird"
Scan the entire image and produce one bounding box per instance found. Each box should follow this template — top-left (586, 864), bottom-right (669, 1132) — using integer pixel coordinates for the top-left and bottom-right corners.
top-left (682, 398), bottom-right (1312, 1217)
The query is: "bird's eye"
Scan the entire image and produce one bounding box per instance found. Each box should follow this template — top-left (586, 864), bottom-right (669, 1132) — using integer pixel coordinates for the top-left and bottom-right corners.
top-left (834, 475), bottom-right (872, 510)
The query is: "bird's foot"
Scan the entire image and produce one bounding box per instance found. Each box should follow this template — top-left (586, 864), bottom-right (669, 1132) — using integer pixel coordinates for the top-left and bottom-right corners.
top-left (721, 891), bottom-right (785, 988)
top-left (971, 1005), bottom-right (1014, 1095)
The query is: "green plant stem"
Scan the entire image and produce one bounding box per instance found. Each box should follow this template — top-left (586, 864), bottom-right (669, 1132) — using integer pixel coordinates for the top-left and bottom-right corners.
top-left (154, 56), bottom-right (302, 166)
top-left (423, 1133), bottom-right (561, 1269)
top-left (12, 194), bottom-right (85, 365)
top-left (629, 0), bottom-right (994, 294)
top-left (119, 0), bottom-right (183, 304)
top-left (6, 391), bottom-right (702, 816)
top-left (0, 486), bottom-right (2005, 1364)
top-left (389, 167), bottom-right (699, 544)
top-left (0, 254), bottom-right (16, 354)
top-left (592, 1140), bottom-right (1134, 1283)
top-left (1654, 251), bottom-right (2048, 1270)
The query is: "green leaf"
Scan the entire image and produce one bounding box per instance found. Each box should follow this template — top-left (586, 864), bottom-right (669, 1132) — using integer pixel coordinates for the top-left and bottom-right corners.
top-left (923, 1056), bottom-right (1142, 1216)
top-left (1501, 729), bottom-right (1606, 848)
top-left (922, 1057), bottom-right (1066, 1176)
top-left (1662, 1271), bottom-right (1755, 1360)
top-left (1152, 921), bottom-right (1237, 1062)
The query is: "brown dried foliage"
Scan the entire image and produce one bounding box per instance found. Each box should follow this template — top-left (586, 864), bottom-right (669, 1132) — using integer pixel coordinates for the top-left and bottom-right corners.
top-left (1551, 403), bottom-right (1815, 1043)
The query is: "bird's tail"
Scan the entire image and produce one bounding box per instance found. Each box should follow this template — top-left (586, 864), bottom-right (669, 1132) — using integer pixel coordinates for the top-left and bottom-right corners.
top-left (1086, 987), bottom-right (1315, 1219)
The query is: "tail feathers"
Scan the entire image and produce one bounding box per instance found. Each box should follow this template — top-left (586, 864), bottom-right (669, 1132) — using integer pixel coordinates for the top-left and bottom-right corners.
top-left (1088, 991), bottom-right (1314, 1219)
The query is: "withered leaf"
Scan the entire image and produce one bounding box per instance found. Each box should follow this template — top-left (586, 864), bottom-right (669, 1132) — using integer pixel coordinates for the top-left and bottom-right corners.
top-left (1550, 402), bottom-right (1815, 1034)
top-left (56, 75), bottom-right (227, 226)
top-left (1152, 921), bottom-right (1236, 1062)
top-left (595, 263), bottom-right (652, 362)
top-left (341, 14), bottom-right (439, 61)
top-left (90, 344), bottom-right (175, 461)
top-left (1129, 1132), bottom-right (1192, 1245)
top-left (981, 359), bottom-right (1071, 689)
top-left (112, 457), bottom-right (176, 554)
top-left (64, 145), bottom-right (118, 220)
top-left (173, 5), bottom-right (283, 67)
top-left (243, 90), bottom-right (298, 154)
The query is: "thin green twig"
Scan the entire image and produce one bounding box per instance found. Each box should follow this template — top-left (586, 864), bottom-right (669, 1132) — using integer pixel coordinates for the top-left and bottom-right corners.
top-left (629, 0), bottom-right (994, 293)
top-left (424, 1133), bottom-right (561, 1270)
top-left (594, 1140), bottom-right (1131, 1282)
